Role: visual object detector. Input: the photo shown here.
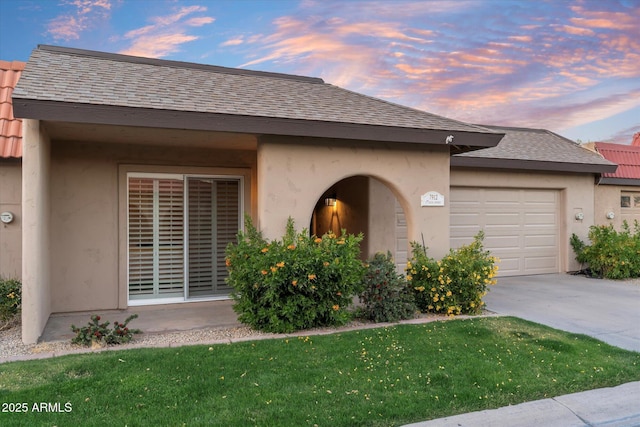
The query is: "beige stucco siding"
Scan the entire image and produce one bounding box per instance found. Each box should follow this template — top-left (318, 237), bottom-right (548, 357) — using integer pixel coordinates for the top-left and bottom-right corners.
top-left (451, 168), bottom-right (596, 273)
top-left (594, 184), bottom-right (640, 229)
top-left (22, 119), bottom-right (51, 344)
top-left (0, 161), bottom-right (21, 279)
top-left (257, 136), bottom-right (451, 260)
top-left (49, 138), bottom-right (256, 314)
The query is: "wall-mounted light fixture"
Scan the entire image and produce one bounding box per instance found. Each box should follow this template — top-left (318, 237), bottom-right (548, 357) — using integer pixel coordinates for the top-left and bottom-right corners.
top-left (325, 195), bottom-right (337, 207)
top-left (606, 211), bottom-right (615, 220)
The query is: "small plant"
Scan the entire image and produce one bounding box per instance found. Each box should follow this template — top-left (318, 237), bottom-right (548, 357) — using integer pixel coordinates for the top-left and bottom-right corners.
top-left (71, 314), bottom-right (142, 346)
top-left (225, 216), bottom-right (365, 333)
top-left (359, 252), bottom-right (416, 323)
top-left (0, 278), bottom-right (21, 330)
top-left (570, 221), bottom-right (640, 279)
top-left (408, 232), bottom-right (498, 316)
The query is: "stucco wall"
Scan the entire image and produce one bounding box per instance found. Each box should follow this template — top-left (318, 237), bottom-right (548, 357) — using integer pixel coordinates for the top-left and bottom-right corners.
top-left (257, 136), bottom-right (451, 260)
top-left (594, 184), bottom-right (640, 229)
top-left (451, 168), bottom-right (596, 272)
top-left (0, 160), bottom-right (21, 279)
top-left (49, 138), bottom-right (256, 314)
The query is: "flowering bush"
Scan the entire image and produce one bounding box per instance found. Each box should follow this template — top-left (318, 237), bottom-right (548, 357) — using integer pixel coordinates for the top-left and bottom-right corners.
top-left (71, 314), bottom-right (142, 346)
top-left (570, 221), bottom-right (640, 279)
top-left (359, 252), bottom-right (416, 323)
top-left (0, 278), bottom-right (21, 329)
top-left (407, 232), bottom-right (498, 316)
top-left (225, 216), bottom-right (365, 333)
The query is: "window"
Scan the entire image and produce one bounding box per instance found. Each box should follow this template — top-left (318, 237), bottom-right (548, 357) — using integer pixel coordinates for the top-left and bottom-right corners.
top-left (621, 192), bottom-right (640, 208)
top-left (128, 173), bottom-right (242, 303)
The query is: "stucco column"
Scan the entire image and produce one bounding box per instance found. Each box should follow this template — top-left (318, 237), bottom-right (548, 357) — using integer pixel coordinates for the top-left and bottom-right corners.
top-left (21, 119), bottom-right (51, 344)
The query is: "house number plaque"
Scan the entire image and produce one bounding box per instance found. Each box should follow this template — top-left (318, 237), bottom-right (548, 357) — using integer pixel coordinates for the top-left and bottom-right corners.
top-left (421, 191), bottom-right (445, 207)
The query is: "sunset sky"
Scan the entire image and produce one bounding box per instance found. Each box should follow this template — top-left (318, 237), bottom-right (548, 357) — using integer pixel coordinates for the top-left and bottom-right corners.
top-left (1, 0), bottom-right (638, 144)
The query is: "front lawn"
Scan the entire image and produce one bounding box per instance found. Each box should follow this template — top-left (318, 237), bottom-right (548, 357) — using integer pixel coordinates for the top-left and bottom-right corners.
top-left (1, 317), bottom-right (639, 426)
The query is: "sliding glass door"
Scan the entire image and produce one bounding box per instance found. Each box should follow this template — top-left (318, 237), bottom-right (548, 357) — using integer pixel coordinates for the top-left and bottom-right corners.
top-left (127, 174), bottom-right (241, 304)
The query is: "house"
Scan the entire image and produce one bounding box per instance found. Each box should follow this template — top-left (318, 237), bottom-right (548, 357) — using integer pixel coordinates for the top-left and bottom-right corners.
top-left (0, 60), bottom-right (24, 280)
top-left (10, 45), bottom-right (615, 344)
top-left (592, 141), bottom-right (640, 228)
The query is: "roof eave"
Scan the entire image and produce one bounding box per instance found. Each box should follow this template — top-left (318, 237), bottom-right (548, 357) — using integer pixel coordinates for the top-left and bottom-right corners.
top-left (12, 98), bottom-right (503, 147)
top-left (598, 177), bottom-right (640, 186)
top-left (451, 156), bottom-right (618, 174)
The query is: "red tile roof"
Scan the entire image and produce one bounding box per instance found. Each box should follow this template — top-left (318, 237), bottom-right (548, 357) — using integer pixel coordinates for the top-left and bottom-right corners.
top-left (595, 142), bottom-right (640, 180)
top-left (633, 132), bottom-right (640, 147)
top-left (0, 60), bottom-right (24, 158)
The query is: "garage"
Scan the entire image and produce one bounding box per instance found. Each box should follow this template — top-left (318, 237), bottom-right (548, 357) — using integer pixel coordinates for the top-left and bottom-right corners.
top-left (450, 187), bottom-right (560, 276)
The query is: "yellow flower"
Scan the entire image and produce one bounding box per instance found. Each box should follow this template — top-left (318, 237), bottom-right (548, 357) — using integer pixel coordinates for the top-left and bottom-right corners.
top-left (261, 247), bottom-right (269, 253)
top-left (407, 261), bottom-right (412, 269)
top-left (261, 270), bottom-right (268, 275)
top-left (336, 240), bottom-right (345, 245)
top-left (225, 258), bottom-right (231, 267)
top-left (414, 286), bottom-right (425, 292)
top-left (287, 244), bottom-right (296, 250)
top-left (276, 261), bottom-right (285, 268)
top-left (406, 275), bottom-right (413, 281)
top-left (336, 292), bottom-right (342, 296)
top-left (433, 295), bottom-right (439, 302)
top-left (323, 261), bottom-right (330, 267)
top-left (446, 290), bottom-right (452, 297)
top-left (292, 280), bottom-right (298, 286)
top-left (314, 238), bottom-right (323, 243)
top-left (308, 274), bottom-right (317, 280)
top-left (270, 266), bottom-right (278, 273)
top-left (332, 304), bottom-right (340, 311)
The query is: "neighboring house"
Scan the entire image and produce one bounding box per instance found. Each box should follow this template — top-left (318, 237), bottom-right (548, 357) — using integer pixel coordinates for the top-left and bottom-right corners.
top-left (592, 142), bottom-right (640, 228)
top-left (10, 45), bottom-right (615, 344)
top-left (0, 60), bottom-right (23, 280)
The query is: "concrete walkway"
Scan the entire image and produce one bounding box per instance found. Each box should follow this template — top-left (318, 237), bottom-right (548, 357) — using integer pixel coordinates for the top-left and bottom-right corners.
top-left (405, 381), bottom-right (640, 427)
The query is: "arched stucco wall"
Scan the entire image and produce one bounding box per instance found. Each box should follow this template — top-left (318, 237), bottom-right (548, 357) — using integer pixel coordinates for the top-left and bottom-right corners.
top-left (257, 136), bottom-right (451, 259)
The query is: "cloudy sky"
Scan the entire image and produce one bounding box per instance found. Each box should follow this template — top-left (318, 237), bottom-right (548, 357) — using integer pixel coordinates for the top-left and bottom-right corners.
top-left (1, 0), bottom-right (638, 144)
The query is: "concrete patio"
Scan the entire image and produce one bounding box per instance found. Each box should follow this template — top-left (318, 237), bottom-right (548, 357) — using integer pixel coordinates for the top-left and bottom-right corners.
top-left (39, 299), bottom-right (240, 342)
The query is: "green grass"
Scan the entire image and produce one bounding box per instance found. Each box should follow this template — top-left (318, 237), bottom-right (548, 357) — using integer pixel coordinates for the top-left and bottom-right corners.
top-left (1, 317), bottom-right (639, 426)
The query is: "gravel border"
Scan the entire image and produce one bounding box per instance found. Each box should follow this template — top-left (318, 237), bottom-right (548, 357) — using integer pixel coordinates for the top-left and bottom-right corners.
top-left (0, 314), bottom-right (452, 364)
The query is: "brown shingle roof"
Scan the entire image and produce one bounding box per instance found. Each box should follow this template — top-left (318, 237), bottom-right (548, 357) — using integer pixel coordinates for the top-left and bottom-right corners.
top-left (12, 45), bottom-right (501, 147)
top-left (451, 125), bottom-right (617, 173)
top-left (0, 60), bottom-right (24, 159)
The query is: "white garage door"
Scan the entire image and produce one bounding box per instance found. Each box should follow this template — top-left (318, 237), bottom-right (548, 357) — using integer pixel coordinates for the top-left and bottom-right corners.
top-left (450, 188), bottom-right (560, 276)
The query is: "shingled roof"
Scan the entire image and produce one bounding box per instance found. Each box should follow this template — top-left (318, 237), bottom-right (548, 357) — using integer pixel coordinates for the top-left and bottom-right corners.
top-left (0, 60), bottom-right (24, 159)
top-left (12, 45), bottom-right (502, 149)
top-left (595, 142), bottom-right (640, 185)
top-left (451, 125), bottom-right (617, 174)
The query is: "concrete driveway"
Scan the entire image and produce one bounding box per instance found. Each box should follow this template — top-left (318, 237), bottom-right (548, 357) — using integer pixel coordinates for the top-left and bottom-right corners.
top-left (484, 274), bottom-right (640, 352)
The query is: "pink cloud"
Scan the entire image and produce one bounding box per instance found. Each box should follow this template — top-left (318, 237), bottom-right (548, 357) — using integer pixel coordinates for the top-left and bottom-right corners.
top-left (47, 0), bottom-right (112, 41)
top-left (119, 5), bottom-right (215, 58)
top-left (558, 25), bottom-right (595, 36)
top-left (220, 37), bottom-right (244, 47)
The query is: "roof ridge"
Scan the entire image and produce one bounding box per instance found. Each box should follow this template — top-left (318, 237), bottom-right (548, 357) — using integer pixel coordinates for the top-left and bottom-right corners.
top-left (36, 45), bottom-right (325, 84)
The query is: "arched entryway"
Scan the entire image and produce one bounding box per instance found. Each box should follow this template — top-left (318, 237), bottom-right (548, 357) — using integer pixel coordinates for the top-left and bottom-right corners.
top-left (310, 175), bottom-right (408, 269)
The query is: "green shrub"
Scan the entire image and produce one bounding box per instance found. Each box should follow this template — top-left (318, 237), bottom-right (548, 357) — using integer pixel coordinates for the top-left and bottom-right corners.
top-left (0, 278), bottom-right (21, 327)
top-left (359, 252), bottom-right (416, 323)
top-left (407, 232), bottom-right (498, 316)
top-left (570, 221), bottom-right (640, 279)
top-left (225, 216), bottom-right (365, 333)
top-left (71, 314), bottom-right (142, 346)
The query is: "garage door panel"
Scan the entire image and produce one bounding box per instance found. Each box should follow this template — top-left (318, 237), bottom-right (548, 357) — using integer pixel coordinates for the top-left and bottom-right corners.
top-left (486, 212), bottom-right (520, 225)
top-left (525, 212), bottom-right (556, 225)
top-left (451, 187), bottom-right (560, 276)
top-left (524, 256), bottom-right (558, 272)
top-left (525, 234), bottom-right (557, 248)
